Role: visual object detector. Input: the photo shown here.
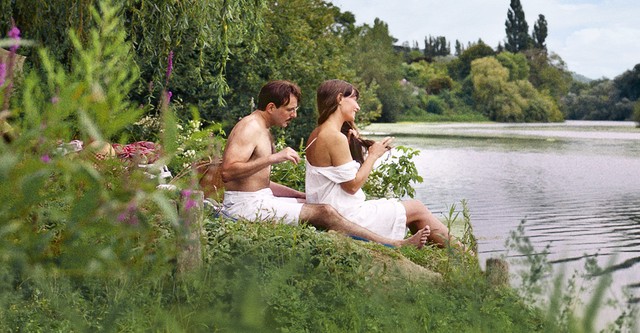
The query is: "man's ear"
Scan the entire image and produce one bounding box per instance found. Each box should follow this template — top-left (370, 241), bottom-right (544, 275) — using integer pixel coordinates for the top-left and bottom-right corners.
top-left (265, 102), bottom-right (276, 113)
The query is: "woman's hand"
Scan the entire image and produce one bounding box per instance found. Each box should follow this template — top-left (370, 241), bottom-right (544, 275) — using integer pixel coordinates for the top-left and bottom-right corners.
top-left (368, 136), bottom-right (394, 159)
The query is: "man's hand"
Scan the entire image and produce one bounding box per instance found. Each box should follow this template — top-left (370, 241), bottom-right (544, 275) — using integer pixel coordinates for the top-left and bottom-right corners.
top-left (272, 147), bottom-right (301, 164)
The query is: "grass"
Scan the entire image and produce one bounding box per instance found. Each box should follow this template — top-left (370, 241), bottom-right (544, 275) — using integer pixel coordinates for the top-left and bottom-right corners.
top-left (0, 202), bottom-right (558, 332)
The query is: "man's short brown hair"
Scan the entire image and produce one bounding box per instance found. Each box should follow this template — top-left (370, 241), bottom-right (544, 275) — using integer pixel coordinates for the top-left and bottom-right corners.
top-left (257, 80), bottom-right (302, 110)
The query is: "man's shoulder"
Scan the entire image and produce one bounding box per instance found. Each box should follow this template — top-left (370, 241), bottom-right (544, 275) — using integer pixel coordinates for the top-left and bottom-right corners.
top-left (232, 113), bottom-right (266, 135)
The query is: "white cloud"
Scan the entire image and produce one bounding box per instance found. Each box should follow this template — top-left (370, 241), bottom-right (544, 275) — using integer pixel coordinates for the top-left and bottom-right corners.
top-left (329, 0), bottom-right (640, 78)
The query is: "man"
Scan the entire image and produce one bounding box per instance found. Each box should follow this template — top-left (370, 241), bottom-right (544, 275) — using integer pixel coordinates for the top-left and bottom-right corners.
top-left (221, 80), bottom-right (428, 248)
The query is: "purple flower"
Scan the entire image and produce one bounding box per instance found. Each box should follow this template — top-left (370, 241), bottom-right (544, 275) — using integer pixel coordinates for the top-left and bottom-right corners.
top-left (165, 50), bottom-right (173, 84)
top-left (8, 25), bottom-right (20, 52)
top-left (181, 189), bottom-right (197, 211)
top-left (184, 199), bottom-right (196, 210)
top-left (117, 212), bottom-right (127, 222)
top-left (166, 90), bottom-right (172, 104)
top-left (0, 63), bottom-right (5, 86)
top-left (117, 202), bottom-right (139, 225)
top-left (51, 96), bottom-right (59, 104)
top-left (40, 154), bottom-right (51, 163)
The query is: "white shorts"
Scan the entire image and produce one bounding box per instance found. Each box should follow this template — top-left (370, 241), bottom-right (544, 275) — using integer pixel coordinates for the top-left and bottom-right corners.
top-left (222, 188), bottom-right (303, 225)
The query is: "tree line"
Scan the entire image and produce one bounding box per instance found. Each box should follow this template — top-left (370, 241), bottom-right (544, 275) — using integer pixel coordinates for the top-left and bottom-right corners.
top-left (1, 0), bottom-right (638, 147)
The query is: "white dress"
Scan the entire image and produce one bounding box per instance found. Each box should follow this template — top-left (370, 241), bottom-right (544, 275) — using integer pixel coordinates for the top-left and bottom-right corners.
top-left (305, 160), bottom-right (408, 240)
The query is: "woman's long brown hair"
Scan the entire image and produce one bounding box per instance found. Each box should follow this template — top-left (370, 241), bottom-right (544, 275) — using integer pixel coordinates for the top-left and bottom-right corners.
top-left (317, 79), bottom-right (373, 164)
top-left (341, 122), bottom-right (374, 164)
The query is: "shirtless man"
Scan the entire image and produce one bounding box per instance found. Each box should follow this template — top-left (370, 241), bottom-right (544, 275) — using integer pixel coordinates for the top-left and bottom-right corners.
top-left (220, 80), bottom-right (428, 248)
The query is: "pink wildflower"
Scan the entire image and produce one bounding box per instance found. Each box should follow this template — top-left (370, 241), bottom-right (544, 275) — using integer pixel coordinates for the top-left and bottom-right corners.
top-left (181, 189), bottom-right (196, 211)
top-left (8, 25), bottom-right (20, 52)
top-left (40, 154), bottom-right (51, 163)
top-left (165, 50), bottom-right (173, 85)
top-left (0, 63), bottom-right (5, 86)
top-left (118, 202), bottom-right (139, 225)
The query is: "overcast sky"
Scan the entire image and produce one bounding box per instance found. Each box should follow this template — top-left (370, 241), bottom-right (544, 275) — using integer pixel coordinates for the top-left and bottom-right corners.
top-left (329, 0), bottom-right (640, 79)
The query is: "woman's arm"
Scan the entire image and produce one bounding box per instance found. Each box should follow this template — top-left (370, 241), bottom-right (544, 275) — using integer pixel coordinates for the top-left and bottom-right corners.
top-left (330, 134), bottom-right (393, 195)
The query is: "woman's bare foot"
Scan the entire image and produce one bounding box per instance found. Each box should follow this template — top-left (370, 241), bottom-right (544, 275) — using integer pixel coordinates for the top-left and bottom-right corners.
top-left (397, 227), bottom-right (429, 249)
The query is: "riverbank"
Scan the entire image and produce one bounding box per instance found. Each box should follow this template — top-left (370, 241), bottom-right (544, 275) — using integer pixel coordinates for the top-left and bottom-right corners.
top-left (1, 216), bottom-right (560, 332)
top-left (364, 120), bottom-right (640, 141)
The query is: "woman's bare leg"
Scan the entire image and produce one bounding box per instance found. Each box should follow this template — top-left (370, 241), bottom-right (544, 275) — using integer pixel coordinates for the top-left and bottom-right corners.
top-left (402, 199), bottom-right (459, 248)
top-left (300, 203), bottom-right (429, 249)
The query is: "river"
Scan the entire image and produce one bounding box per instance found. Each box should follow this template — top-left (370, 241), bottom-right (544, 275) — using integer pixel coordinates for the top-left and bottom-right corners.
top-left (365, 120), bottom-right (640, 327)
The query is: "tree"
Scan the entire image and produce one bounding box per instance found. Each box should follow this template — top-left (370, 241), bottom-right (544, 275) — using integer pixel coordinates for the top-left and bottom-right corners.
top-left (1, 0), bottom-right (268, 121)
top-left (471, 56), bottom-right (562, 122)
top-left (633, 100), bottom-right (640, 127)
top-left (424, 35), bottom-right (450, 58)
top-left (496, 51), bottom-right (530, 81)
top-left (471, 57), bottom-right (525, 122)
top-left (454, 40), bottom-right (464, 56)
top-left (505, 0), bottom-right (530, 52)
top-left (351, 18), bottom-right (405, 123)
top-left (220, 0), bottom-right (360, 142)
top-left (525, 50), bottom-right (572, 104)
top-left (531, 14), bottom-right (548, 50)
top-left (448, 41), bottom-right (495, 81)
top-left (614, 63), bottom-right (640, 101)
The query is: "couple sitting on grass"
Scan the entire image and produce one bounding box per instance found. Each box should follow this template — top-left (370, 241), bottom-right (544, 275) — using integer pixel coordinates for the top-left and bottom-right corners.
top-left (221, 79), bottom-right (460, 249)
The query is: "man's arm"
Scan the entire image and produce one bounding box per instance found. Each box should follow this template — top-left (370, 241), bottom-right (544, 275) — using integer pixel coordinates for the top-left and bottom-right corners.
top-left (221, 121), bottom-right (271, 183)
top-left (221, 118), bottom-right (301, 183)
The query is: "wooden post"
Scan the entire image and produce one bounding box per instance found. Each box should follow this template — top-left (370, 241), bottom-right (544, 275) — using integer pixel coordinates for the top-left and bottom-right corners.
top-left (176, 190), bottom-right (204, 274)
top-left (485, 258), bottom-right (510, 287)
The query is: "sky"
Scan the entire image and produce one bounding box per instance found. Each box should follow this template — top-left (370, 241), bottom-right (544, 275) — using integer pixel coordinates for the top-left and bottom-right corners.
top-left (329, 0), bottom-right (640, 80)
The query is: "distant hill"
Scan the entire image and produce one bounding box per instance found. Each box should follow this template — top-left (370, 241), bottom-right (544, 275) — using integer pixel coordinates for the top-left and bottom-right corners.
top-left (572, 72), bottom-right (593, 83)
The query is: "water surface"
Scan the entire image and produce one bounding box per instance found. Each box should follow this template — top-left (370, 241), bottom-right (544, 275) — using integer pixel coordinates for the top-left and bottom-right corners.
top-left (366, 121), bottom-right (640, 320)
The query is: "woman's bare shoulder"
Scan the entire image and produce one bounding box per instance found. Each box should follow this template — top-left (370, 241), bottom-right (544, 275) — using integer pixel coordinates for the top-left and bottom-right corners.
top-left (317, 127), bottom-right (347, 145)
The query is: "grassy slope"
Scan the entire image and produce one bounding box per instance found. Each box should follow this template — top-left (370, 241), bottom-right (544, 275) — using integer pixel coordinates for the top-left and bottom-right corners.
top-left (0, 217), bottom-right (554, 332)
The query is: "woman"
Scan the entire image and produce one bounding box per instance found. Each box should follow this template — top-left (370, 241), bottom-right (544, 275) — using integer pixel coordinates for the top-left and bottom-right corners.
top-left (305, 79), bottom-right (455, 247)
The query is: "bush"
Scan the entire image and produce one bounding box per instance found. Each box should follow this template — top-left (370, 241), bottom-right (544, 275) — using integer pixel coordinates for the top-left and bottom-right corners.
top-left (426, 95), bottom-right (447, 115)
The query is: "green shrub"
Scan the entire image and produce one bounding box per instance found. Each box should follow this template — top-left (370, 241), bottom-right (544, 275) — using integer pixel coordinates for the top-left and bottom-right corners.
top-left (426, 95), bottom-right (447, 114)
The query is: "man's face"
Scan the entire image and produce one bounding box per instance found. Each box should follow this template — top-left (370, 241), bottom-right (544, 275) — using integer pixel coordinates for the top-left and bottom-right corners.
top-left (271, 94), bottom-right (299, 128)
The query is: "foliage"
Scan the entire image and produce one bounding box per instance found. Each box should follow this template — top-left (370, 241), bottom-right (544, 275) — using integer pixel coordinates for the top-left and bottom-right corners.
top-left (168, 116), bottom-right (226, 175)
top-left (505, 0), bottom-right (531, 53)
top-left (350, 18), bottom-right (405, 123)
top-left (0, 1), bottom-right (183, 285)
top-left (531, 14), bottom-right (548, 50)
top-left (614, 63), bottom-right (640, 101)
top-left (270, 135), bottom-right (308, 192)
top-left (633, 100), bottom-right (640, 127)
top-left (505, 220), bottom-right (639, 333)
top-left (562, 79), bottom-right (635, 121)
top-left (496, 51), bottom-right (530, 81)
top-left (423, 35), bottom-right (451, 58)
top-left (448, 41), bottom-right (495, 81)
top-left (403, 60), bottom-right (454, 94)
top-left (471, 56), bottom-right (562, 122)
top-left (364, 145), bottom-right (424, 199)
top-left (525, 50), bottom-right (572, 104)
top-left (219, 0), bottom-right (363, 144)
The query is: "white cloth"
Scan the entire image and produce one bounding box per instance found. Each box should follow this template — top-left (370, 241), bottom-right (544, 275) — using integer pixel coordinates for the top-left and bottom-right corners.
top-left (222, 188), bottom-right (302, 225)
top-left (305, 160), bottom-right (408, 239)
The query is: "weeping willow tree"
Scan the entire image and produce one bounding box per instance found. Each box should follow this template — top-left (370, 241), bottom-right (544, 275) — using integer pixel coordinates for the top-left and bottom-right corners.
top-left (0, 0), bottom-right (267, 114)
